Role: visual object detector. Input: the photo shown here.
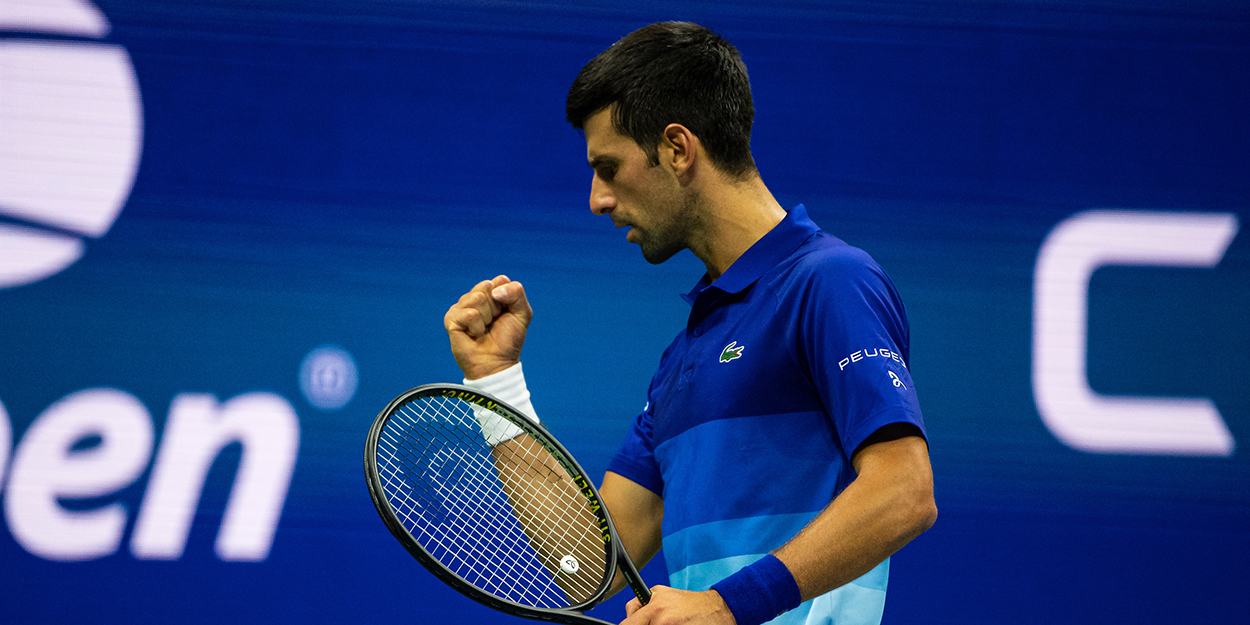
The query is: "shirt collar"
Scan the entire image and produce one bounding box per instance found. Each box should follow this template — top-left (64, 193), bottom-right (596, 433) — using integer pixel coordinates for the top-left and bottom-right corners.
top-left (681, 204), bottom-right (819, 305)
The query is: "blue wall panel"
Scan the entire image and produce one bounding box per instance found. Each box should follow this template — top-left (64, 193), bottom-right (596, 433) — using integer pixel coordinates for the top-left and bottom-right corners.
top-left (1, 1), bottom-right (1247, 623)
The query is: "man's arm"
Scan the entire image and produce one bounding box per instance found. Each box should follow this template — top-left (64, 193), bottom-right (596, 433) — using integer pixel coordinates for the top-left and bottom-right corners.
top-left (488, 432), bottom-right (609, 604)
top-left (623, 433), bottom-right (936, 625)
top-left (774, 433), bottom-right (936, 599)
top-left (445, 277), bottom-right (669, 604)
top-left (600, 471), bottom-right (664, 598)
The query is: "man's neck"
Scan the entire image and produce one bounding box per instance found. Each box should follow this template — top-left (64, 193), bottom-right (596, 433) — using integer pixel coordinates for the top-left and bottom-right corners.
top-left (689, 175), bottom-right (787, 282)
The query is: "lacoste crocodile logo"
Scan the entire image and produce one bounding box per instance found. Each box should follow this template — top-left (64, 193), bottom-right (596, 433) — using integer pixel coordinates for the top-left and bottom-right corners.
top-left (719, 341), bottom-right (744, 363)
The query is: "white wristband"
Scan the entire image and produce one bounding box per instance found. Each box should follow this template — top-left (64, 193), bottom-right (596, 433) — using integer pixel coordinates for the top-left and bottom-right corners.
top-left (463, 363), bottom-right (539, 445)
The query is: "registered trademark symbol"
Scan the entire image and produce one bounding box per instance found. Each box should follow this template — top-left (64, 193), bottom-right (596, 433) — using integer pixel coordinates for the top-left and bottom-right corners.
top-left (299, 345), bottom-right (358, 411)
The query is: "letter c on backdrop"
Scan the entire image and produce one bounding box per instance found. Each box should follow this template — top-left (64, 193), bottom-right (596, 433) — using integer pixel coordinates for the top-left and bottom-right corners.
top-left (1, 398), bottom-right (10, 495)
top-left (1032, 210), bottom-right (1239, 456)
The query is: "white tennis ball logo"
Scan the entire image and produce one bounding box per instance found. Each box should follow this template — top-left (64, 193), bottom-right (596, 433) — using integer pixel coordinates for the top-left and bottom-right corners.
top-left (559, 555), bottom-right (580, 574)
top-left (0, 0), bottom-right (143, 290)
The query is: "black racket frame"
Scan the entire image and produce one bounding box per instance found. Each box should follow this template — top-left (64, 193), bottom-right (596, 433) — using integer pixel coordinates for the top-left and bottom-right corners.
top-left (364, 383), bottom-right (650, 625)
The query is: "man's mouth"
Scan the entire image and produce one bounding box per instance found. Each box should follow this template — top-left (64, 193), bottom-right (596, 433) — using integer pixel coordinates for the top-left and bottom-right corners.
top-left (608, 216), bottom-right (639, 242)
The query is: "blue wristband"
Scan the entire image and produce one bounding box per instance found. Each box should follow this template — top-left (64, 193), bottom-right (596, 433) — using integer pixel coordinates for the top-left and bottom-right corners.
top-left (710, 554), bottom-right (802, 625)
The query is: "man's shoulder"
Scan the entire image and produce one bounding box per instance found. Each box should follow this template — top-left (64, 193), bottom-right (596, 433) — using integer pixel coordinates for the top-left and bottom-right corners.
top-left (780, 230), bottom-right (885, 283)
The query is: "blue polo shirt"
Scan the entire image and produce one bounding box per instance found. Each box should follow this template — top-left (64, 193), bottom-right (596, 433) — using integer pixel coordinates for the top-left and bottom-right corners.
top-left (607, 205), bottom-right (925, 625)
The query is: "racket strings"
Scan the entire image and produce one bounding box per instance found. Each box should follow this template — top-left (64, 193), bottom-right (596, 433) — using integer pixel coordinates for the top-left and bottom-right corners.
top-left (374, 395), bottom-right (608, 609)
top-left (491, 433), bottom-right (607, 599)
top-left (378, 403), bottom-right (546, 603)
top-left (378, 420), bottom-right (535, 595)
top-left (386, 399), bottom-right (605, 605)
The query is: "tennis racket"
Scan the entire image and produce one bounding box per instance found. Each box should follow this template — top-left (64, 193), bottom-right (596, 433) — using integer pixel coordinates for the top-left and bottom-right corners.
top-left (364, 383), bottom-right (651, 625)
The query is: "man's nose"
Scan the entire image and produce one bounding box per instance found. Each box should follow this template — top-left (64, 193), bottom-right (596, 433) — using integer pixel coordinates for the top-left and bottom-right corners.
top-left (589, 174), bottom-right (614, 215)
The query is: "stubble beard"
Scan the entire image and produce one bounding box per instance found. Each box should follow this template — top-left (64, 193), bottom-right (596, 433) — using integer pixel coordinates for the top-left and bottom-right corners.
top-left (636, 191), bottom-right (701, 265)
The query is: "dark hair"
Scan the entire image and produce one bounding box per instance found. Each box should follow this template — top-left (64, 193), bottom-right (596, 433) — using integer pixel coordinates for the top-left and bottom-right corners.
top-left (566, 22), bottom-right (757, 179)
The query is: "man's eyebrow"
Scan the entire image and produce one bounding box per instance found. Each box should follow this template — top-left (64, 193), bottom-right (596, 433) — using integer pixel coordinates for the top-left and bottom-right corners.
top-left (587, 155), bottom-right (618, 169)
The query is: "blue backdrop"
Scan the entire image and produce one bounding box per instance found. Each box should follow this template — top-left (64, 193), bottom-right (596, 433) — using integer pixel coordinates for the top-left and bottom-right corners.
top-left (1, 1), bottom-right (1247, 623)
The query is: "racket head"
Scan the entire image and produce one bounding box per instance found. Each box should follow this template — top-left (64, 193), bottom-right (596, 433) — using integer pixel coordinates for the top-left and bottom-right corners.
top-left (364, 383), bottom-right (630, 624)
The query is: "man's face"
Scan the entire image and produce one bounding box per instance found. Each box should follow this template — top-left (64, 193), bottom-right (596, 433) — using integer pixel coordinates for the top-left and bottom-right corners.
top-left (583, 107), bottom-right (694, 264)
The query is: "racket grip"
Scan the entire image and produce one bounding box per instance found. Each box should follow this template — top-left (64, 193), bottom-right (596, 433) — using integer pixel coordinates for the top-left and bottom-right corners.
top-left (634, 582), bottom-right (652, 605)
top-left (621, 556), bottom-right (651, 605)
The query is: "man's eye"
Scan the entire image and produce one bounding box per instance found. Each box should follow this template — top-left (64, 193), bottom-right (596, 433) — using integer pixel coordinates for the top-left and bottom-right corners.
top-left (596, 166), bottom-right (616, 181)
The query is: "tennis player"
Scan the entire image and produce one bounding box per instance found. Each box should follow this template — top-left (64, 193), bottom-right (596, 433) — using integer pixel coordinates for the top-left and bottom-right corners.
top-left (445, 21), bottom-right (936, 625)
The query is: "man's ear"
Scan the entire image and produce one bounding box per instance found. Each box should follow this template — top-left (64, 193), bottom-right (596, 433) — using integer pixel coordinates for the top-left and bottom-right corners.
top-left (661, 123), bottom-right (698, 180)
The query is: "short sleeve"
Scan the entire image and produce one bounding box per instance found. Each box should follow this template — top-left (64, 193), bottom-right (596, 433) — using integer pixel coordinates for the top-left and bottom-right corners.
top-left (607, 402), bottom-right (663, 496)
top-left (798, 246), bottom-right (927, 457)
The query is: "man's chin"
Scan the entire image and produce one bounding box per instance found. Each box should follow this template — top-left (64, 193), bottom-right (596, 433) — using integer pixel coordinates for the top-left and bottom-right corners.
top-left (639, 242), bottom-right (682, 265)
top-left (626, 228), bottom-right (682, 264)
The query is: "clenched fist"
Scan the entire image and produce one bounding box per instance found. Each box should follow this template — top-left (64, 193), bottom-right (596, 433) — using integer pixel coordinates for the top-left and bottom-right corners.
top-left (444, 275), bottom-right (533, 380)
